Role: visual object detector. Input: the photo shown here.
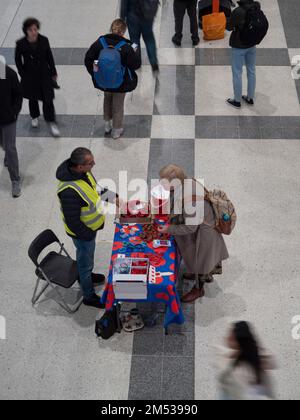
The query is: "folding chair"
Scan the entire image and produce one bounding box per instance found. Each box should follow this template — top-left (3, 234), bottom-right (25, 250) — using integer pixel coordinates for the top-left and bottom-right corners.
top-left (28, 229), bottom-right (83, 313)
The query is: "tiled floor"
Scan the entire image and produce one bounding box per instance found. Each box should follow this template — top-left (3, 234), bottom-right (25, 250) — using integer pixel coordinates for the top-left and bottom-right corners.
top-left (1, 0), bottom-right (300, 401)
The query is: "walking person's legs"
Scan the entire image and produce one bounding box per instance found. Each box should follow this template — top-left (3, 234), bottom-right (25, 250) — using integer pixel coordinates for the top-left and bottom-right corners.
top-left (141, 21), bottom-right (159, 71)
top-left (29, 99), bottom-right (40, 127)
top-left (173, 0), bottom-right (186, 46)
top-left (43, 100), bottom-right (56, 122)
top-left (127, 17), bottom-right (142, 66)
top-left (43, 99), bottom-right (60, 137)
top-left (104, 92), bottom-right (113, 134)
top-left (187, 0), bottom-right (200, 45)
top-left (72, 237), bottom-right (96, 301)
top-left (245, 47), bottom-right (257, 103)
top-left (111, 92), bottom-right (126, 139)
top-left (0, 122), bottom-right (21, 197)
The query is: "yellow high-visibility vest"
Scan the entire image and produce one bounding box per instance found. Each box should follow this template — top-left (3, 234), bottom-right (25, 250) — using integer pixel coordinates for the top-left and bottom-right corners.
top-left (57, 172), bottom-right (105, 237)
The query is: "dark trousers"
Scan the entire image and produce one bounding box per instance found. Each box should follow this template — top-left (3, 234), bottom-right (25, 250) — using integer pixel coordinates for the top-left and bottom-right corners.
top-left (127, 14), bottom-right (158, 66)
top-left (29, 99), bottom-right (56, 122)
top-left (173, 0), bottom-right (199, 42)
top-left (0, 121), bottom-right (20, 182)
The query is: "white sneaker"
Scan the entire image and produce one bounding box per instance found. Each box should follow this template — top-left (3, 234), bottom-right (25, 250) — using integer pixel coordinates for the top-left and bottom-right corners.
top-left (49, 123), bottom-right (60, 138)
top-left (112, 128), bottom-right (124, 140)
top-left (31, 118), bottom-right (39, 128)
top-left (104, 120), bottom-right (112, 134)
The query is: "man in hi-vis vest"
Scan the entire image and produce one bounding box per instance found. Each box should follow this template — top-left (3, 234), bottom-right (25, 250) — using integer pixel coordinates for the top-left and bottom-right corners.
top-left (57, 147), bottom-right (118, 308)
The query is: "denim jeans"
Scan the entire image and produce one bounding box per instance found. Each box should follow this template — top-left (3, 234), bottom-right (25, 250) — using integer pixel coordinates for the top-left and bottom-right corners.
top-left (127, 14), bottom-right (158, 66)
top-left (231, 47), bottom-right (256, 103)
top-left (72, 237), bottom-right (96, 300)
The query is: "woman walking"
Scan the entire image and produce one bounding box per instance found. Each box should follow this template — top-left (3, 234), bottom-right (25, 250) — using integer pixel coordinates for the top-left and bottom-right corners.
top-left (15, 18), bottom-right (60, 137)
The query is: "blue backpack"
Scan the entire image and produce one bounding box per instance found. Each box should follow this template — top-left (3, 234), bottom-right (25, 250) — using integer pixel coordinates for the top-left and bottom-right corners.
top-left (94, 37), bottom-right (127, 90)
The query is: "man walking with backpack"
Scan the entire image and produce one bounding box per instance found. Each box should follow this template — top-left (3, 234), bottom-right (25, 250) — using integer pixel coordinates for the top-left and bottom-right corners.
top-left (227, 0), bottom-right (268, 109)
top-left (85, 19), bottom-right (140, 140)
top-left (121, 0), bottom-right (160, 72)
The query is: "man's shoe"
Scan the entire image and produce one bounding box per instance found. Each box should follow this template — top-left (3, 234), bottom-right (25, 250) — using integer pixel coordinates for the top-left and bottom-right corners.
top-left (92, 273), bottom-right (106, 285)
top-left (104, 120), bottom-right (112, 134)
top-left (192, 38), bottom-right (200, 46)
top-left (242, 95), bottom-right (254, 105)
top-left (181, 287), bottom-right (205, 303)
top-left (172, 36), bottom-right (181, 47)
top-left (31, 118), bottom-right (39, 128)
top-left (226, 98), bottom-right (241, 109)
top-left (49, 123), bottom-right (60, 138)
top-left (12, 180), bottom-right (21, 198)
top-left (112, 128), bottom-right (124, 140)
top-left (151, 64), bottom-right (160, 73)
top-left (83, 293), bottom-right (105, 309)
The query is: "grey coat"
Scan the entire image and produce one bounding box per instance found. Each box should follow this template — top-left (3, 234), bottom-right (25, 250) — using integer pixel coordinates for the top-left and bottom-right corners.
top-left (168, 197), bottom-right (229, 275)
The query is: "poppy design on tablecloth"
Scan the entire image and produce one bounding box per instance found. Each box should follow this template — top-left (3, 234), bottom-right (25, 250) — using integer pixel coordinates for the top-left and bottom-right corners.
top-left (169, 263), bottom-right (175, 272)
top-left (112, 241), bottom-right (124, 251)
top-left (102, 222), bottom-right (185, 327)
top-left (169, 252), bottom-right (176, 261)
top-left (155, 292), bottom-right (169, 301)
top-left (148, 254), bottom-right (166, 268)
top-left (104, 283), bottom-right (115, 310)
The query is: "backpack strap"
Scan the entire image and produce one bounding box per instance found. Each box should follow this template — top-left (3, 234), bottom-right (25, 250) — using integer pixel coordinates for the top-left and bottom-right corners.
top-left (99, 36), bottom-right (109, 49)
top-left (114, 40), bottom-right (127, 50)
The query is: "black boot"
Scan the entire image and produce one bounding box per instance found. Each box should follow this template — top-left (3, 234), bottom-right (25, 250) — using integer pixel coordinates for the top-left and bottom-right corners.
top-left (83, 293), bottom-right (105, 309)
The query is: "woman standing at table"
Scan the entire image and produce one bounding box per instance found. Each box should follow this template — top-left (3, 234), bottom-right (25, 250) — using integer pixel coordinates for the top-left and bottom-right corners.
top-left (15, 17), bottom-right (60, 137)
top-left (157, 164), bottom-right (229, 303)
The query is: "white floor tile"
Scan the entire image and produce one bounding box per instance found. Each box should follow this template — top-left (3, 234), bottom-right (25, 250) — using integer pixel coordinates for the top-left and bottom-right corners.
top-left (151, 115), bottom-right (195, 139)
top-left (3, 0), bottom-right (120, 48)
top-left (194, 139), bottom-right (300, 400)
top-left (195, 65), bottom-right (300, 116)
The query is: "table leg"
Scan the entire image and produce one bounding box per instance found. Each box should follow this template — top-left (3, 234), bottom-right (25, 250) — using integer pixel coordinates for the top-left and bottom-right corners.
top-left (116, 303), bottom-right (122, 333)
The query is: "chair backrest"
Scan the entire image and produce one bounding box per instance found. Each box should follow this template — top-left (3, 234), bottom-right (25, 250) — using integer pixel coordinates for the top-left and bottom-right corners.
top-left (28, 229), bottom-right (60, 267)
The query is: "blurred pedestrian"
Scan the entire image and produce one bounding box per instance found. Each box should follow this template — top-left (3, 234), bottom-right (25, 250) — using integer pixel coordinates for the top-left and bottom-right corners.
top-left (15, 18), bottom-right (60, 137)
top-left (0, 64), bottom-right (23, 198)
top-left (217, 321), bottom-right (276, 400)
top-left (121, 0), bottom-right (160, 72)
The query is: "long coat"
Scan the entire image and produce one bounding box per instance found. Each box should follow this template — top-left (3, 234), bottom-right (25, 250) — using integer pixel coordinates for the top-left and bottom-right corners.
top-left (167, 186), bottom-right (229, 275)
top-left (15, 34), bottom-right (57, 102)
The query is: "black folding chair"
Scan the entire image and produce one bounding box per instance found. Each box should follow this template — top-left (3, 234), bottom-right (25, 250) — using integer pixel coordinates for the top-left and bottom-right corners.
top-left (28, 229), bottom-right (82, 313)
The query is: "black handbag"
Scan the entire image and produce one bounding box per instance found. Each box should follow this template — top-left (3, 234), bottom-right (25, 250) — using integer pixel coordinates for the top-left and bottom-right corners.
top-left (95, 304), bottom-right (122, 340)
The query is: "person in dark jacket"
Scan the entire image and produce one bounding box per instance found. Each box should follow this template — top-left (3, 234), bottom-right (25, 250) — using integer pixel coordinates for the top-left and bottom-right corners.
top-left (57, 148), bottom-right (119, 309)
top-left (0, 63), bottom-right (23, 198)
top-left (172, 0), bottom-right (200, 46)
top-left (85, 19), bottom-right (141, 140)
top-left (15, 18), bottom-right (60, 137)
top-left (227, 0), bottom-right (259, 108)
top-left (121, 0), bottom-right (159, 72)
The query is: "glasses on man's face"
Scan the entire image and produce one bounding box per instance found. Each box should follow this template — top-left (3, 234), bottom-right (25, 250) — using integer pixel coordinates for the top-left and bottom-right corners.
top-left (84, 160), bottom-right (95, 167)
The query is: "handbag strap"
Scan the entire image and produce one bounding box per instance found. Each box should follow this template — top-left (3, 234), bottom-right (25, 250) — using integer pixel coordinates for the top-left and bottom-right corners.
top-left (213, 0), bottom-right (220, 13)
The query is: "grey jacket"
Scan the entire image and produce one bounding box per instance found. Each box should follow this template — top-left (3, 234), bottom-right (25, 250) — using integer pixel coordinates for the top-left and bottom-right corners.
top-left (167, 184), bottom-right (229, 275)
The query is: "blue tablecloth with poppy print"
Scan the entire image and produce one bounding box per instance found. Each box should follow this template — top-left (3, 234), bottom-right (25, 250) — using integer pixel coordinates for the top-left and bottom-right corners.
top-left (102, 221), bottom-right (185, 328)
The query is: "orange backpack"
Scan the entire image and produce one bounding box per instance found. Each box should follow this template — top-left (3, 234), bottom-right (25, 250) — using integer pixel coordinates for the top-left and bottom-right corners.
top-left (202, 0), bottom-right (227, 41)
